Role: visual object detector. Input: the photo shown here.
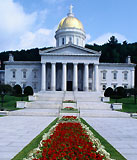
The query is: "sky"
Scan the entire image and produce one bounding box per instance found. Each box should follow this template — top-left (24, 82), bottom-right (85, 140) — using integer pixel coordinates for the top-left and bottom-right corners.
top-left (0, 0), bottom-right (137, 52)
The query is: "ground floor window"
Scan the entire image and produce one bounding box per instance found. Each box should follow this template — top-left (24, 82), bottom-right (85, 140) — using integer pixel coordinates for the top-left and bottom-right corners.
top-left (22, 83), bottom-right (26, 89)
top-left (102, 84), bottom-right (106, 90)
top-left (112, 84), bottom-right (117, 89)
top-left (123, 84), bottom-right (128, 89)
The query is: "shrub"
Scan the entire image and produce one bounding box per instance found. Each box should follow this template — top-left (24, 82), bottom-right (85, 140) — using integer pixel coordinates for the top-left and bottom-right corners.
top-left (115, 86), bottom-right (126, 98)
top-left (0, 84), bottom-right (12, 95)
top-left (104, 87), bottom-right (113, 97)
top-left (13, 84), bottom-right (22, 96)
top-left (24, 86), bottom-right (33, 96)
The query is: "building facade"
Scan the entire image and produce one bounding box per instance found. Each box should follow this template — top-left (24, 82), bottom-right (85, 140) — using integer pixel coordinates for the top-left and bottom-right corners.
top-left (4, 6), bottom-right (136, 94)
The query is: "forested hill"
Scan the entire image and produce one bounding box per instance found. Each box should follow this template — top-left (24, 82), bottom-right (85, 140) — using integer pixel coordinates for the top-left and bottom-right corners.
top-left (0, 36), bottom-right (137, 66)
top-left (0, 47), bottom-right (51, 70)
top-left (85, 36), bottom-right (137, 64)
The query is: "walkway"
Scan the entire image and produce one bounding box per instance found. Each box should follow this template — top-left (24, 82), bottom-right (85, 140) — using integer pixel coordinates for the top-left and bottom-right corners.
top-left (84, 117), bottom-right (137, 160)
top-left (0, 116), bottom-right (56, 160)
top-left (1, 109), bottom-right (137, 160)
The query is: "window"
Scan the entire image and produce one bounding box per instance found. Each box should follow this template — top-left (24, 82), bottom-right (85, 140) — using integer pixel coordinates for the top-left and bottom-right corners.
top-left (113, 84), bottom-right (117, 89)
top-left (12, 71), bottom-right (16, 78)
top-left (22, 83), bottom-right (26, 89)
top-left (62, 38), bottom-right (64, 45)
top-left (33, 83), bottom-right (37, 90)
top-left (123, 84), bottom-right (128, 89)
top-left (113, 72), bottom-right (117, 80)
top-left (23, 71), bottom-right (26, 78)
top-left (34, 71), bottom-right (37, 78)
top-left (102, 84), bottom-right (106, 90)
top-left (77, 38), bottom-right (79, 45)
top-left (124, 73), bottom-right (128, 80)
top-left (102, 72), bottom-right (106, 80)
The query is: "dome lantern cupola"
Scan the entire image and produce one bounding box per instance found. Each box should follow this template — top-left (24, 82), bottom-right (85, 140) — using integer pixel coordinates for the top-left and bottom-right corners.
top-left (55, 5), bottom-right (86, 47)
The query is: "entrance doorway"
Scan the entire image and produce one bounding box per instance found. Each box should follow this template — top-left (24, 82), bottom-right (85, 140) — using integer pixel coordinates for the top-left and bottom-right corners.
top-left (67, 81), bottom-right (73, 91)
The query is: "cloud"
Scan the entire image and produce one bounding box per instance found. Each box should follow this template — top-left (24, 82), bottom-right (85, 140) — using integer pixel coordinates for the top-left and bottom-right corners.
top-left (89, 33), bottom-right (128, 45)
top-left (86, 34), bottom-right (91, 42)
top-left (0, 0), bottom-right (56, 52)
top-left (18, 27), bottom-right (56, 50)
top-left (0, 0), bottom-right (37, 35)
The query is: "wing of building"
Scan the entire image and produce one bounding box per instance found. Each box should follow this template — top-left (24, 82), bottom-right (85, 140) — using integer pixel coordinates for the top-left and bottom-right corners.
top-left (4, 7), bottom-right (136, 95)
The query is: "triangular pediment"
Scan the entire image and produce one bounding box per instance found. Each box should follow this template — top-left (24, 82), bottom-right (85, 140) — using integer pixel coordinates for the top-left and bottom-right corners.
top-left (40, 43), bottom-right (101, 56)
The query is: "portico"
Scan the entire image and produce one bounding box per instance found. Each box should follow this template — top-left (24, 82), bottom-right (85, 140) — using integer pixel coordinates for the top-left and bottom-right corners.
top-left (41, 60), bottom-right (99, 92)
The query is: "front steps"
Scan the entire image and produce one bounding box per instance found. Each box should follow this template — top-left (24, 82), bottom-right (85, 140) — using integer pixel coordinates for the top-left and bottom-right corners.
top-left (9, 109), bottom-right (59, 117)
top-left (80, 110), bottom-right (130, 118)
top-left (27, 101), bottom-right (61, 109)
top-left (12, 91), bottom-right (130, 118)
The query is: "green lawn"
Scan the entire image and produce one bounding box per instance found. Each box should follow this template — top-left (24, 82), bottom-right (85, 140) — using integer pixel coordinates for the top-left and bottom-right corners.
top-left (0, 95), bottom-right (28, 111)
top-left (110, 96), bottom-right (137, 113)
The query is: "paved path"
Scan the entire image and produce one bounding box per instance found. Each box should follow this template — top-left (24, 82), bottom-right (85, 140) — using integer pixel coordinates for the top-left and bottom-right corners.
top-left (84, 117), bottom-right (137, 160)
top-left (1, 110), bottom-right (137, 160)
top-left (0, 116), bottom-right (56, 160)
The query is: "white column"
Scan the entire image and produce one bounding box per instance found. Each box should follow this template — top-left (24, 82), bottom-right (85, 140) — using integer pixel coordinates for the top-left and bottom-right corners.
top-left (41, 63), bottom-right (46, 91)
top-left (131, 70), bottom-right (135, 88)
top-left (84, 63), bottom-right (89, 91)
top-left (94, 64), bottom-right (99, 91)
top-left (51, 63), bottom-right (56, 91)
top-left (73, 63), bottom-right (78, 91)
top-left (62, 63), bottom-right (67, 91)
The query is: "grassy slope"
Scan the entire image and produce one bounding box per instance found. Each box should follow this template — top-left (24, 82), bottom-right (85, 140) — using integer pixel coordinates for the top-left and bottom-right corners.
top-left (12, 118), bottom-right (58, 160)
top-left (110, 96), bottom-right (137, 113)
top-left (81, 118), bottom-right (126, 160)
top-left (0, 95), bottom-right (28, 111)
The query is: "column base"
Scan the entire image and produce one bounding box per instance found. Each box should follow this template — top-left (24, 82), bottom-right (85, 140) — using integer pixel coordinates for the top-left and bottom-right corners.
top-left (83, 87), bottom-right (88, 91)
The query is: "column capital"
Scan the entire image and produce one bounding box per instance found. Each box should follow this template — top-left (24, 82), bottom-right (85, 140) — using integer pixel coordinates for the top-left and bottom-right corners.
top-left (73, 63), bottom-right (78, 65)
top-left (62, 62), bottom-right (67, 65)
top-left (94, 63), bottom-right (99, 66)
top-left (51, 62), bottom-right (56, 65)
top-left (84, 63), bottom-right (89, 65)
top-left (41, 62), bottom-right (46, 65)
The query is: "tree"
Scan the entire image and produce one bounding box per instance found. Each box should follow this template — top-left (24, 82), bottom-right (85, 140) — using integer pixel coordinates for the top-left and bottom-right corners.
top-left (0, 84), bottom-right (12, 110)
top-left (112, 87), bottom-right (126, 102)
top-left (24, 86), bottom-right (33, 96)
top-left (108, 36), bottom-right (118, 45)
top-left (104, 87), bottom-right (114, 97)
top-left (116, 86), bottom-right (126, 98)
top-left (126, 88), bottom-right (137, 104)
top-left (13, 84), bottom-right (22, 96)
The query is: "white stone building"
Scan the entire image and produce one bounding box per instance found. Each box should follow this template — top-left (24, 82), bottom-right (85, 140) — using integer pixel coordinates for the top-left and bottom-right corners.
top-left (4, 6), bottom-right (136, 94)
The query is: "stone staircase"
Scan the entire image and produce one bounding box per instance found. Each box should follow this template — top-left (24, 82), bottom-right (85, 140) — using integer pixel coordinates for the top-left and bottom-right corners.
top-left (10, 91), bottom-right (130, 118)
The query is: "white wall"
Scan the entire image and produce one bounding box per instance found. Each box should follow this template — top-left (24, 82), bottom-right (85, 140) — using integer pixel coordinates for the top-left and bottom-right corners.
top-left (98, 63), bottom-right (135, 91)
top-left (5, 62), bottom-right (41, 93)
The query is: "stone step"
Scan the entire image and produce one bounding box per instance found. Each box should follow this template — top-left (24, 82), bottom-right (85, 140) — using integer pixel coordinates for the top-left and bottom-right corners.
top-left (80, 110), bottom-right (130, 118)
top-left (26, 102), bottom-right (61, 109)
top-left (8, 109), bottom-right (59, 116)
top-left (78, 102), bottom-right (111, 110)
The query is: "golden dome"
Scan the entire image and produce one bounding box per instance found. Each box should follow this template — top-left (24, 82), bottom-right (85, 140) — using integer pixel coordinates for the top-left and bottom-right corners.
top-left (57, 16), bottom-right (84, 30)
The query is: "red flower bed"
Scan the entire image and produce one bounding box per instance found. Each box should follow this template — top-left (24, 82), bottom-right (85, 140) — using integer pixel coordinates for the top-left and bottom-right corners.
top-left (32, 122), bottom-right (104, 160)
